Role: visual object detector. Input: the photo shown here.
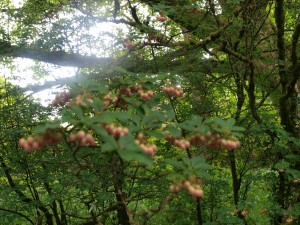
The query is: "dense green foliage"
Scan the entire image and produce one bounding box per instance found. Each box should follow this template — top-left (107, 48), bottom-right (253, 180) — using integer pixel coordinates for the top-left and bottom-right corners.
top-left (0, 0), bottom-right (299, 225)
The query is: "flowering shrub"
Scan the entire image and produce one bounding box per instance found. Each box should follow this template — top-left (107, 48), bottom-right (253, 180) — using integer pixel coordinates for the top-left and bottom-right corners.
top-left (19, 74), bottom-right (244, 214)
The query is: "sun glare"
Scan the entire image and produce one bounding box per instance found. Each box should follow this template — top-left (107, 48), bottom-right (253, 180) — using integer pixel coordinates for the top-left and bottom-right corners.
top-left (3, 1), bottom-right (123, 106)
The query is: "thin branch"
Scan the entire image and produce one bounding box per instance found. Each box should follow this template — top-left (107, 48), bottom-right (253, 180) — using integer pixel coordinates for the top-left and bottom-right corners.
top-left (197, 22), bottom-right (233, 48)
top-left (274, 0), bottom-right (287, 87)
top-left (290, 23), bottom-right (300, 66)
top-left (247, 62), bottom-right (262, 123)
top-left (0, 207), bottom-right (35, 224)
top-left (221, 44), bottom-right (251, 63)
top-left (23, 76), bottom-right (76, 93)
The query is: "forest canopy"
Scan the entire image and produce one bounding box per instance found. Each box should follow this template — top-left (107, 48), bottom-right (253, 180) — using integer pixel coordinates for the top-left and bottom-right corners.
top-left (0, 0), bottom-right (299, 225)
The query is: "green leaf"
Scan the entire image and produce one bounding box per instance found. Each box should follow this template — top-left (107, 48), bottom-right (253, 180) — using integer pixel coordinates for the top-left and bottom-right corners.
top-left (91, 124), bottom-right (108, 137)
top-left (119, 134), bottom-right (135, 149)
top-left (212, 117), bottom-right (226, 127)
top-left (80, 79), bottom-right (109, 93)
top-left (161, 103), bottom-right (175, 119)
top-left (178, 116), bottom-right (204, 132)
top-left (191, 156), bottom-right (207, 165)
top-left (144, 130), bottom-right (165, 139)
top-left (194, 162), bottom-right (211, 170)
top-left (100, 111), bottom-right (117, 122)
top-left (178, 121), bottom-right (195, 132)
top-left (70, 105), bottom-right (84, 119)
top-left (130, 114), bottom-right (142, 124)
top-left (91, 97), bottom-right (103, 111)
top-left (118, 148), bottom-right (153, 166)
top-left (101, 141), bottom-right (117, 152)
top-left (232, 131), bottom-right (243, 138)
top-left (113, 111), bottom-right (131, 122)
top-left (166, 126), bottom-right (181, 137)
top-left (142, 111), bottom-right (165, 125)
top-left (61, 111), bottom-right (78, 124)
top-left (166, 159), bottom-right (185, 170)
top-left (142, 104), bottom-right (151, 115)
top-left (191, 115), bottom-right (203, 124)
top-left (274, 161), bottom-right (290, 170)
top-left (101, 135), bottom-right (118, 152)
top-left (226, 118), bottom-right (236, 128)
top-left (111, 66), bottom-right (135, 76)
top-left (231, 126), bottom-right (245, 132)
top-left (127, 124), bottom-right (140, 133)
top-left (35, 121), bottom-right (61, 134)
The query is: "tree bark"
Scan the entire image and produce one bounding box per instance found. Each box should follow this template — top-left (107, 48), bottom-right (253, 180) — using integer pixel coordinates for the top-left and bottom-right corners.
top-left (7, 47), bottom-right (113, 68)
top-left (112, 155), bottom-right (131, 225)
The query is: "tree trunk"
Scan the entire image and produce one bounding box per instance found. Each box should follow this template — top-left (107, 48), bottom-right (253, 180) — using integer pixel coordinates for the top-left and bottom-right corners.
top-left (112, 155), bottom-right (131, 225)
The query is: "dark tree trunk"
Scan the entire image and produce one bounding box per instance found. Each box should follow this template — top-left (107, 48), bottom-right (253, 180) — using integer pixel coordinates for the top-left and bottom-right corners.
top-left (112, 155), bottom-right (131, 225)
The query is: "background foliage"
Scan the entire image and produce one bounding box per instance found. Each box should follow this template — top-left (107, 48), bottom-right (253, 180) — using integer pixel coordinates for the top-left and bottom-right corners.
top-left (0, 0), bottom-right (299, 224)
